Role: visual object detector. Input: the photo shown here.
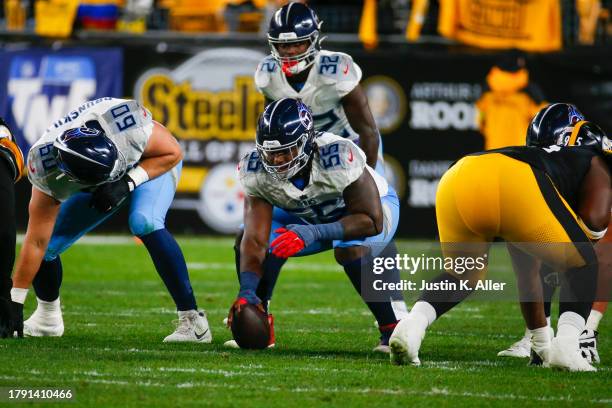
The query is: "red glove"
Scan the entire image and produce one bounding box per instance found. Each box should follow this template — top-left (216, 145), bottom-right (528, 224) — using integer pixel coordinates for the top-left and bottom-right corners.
top-left (227, 297), bottom-right (247, 327)
top-left (227, 297), bottom-right (266, 327)
top-left (270, 227), bottom-right (305, 258)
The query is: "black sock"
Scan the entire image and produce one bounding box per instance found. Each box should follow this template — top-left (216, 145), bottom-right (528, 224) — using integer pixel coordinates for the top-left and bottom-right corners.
top-left (559, 263), bottom-right (597, 321)
top-left (539, 264), bottom-right (558, 318)
top-left (418, 273), bottom-right (473, 318)
top-left (343, 255), bottom-right (398, 327)
top-left (377, 241), bottom-right (406, 303)
top-left (32, 258), bottom-right (63, 302)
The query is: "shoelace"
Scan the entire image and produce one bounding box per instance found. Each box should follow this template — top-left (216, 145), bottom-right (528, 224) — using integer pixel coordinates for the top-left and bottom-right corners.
top-left (172, 314), bottom-right (194, 335)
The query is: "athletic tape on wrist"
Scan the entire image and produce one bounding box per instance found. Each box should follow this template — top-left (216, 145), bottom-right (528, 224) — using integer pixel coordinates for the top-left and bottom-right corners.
top-left (127, 166), bottom-right (149, 190)
top-left (10, 287), bottom-right (28, 304)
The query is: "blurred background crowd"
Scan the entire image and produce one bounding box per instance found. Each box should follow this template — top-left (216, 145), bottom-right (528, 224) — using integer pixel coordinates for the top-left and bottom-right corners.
top-left (2, 0), bottom-right (611, 48)
top-left (1, 0), bottom-right (611, 237)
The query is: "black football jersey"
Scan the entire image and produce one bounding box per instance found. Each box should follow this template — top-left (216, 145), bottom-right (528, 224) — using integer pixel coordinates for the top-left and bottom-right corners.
top-left (471, 146), bottom-right (604, 209)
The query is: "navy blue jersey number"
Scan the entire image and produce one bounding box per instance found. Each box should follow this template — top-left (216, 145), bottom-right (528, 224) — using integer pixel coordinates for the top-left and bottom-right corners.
top-left (319, 143), bottom-right (341, 169)
top-left (39, 143), bottom-right (56, 170)
top-left (319, 55), bottom-right (339, 75)
top-left (246, 151), bottom-right (263, 172)
top-left (110, 104), bottom-right (136, 132)
top-left (261, 61), bottom-right (277, 73)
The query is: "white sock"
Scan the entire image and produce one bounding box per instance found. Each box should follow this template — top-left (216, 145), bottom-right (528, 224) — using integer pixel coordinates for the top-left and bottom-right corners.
top-left (410, 301), bottom-right (437, 328)
top-left (522, 327), bottom-right (531, 339)
top-left (586, 310), bottom-right (603, 332)
top-left (557, 311), bottom-right (585, 338)
top-left (37, 297), bottom-right (61, 313)
top-left (10, 288), bottom-right (28, 304)
top-left (392, 300), bottom-right (409, 318)
top-left (529, 326), bottom-right (551, 349)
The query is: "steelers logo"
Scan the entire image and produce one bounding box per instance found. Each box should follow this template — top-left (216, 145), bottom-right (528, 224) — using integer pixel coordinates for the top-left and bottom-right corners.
top-left (197, 163), bottom-right (245, 234)
top-left (362, 76), bottom-right (406, 134)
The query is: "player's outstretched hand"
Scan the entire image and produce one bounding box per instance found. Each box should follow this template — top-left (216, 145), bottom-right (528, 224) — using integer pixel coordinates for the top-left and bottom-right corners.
top-left (0, 297), bottom-right (23, 338)
top-left (90, 176), bottom-right (132, 213)
top-left (270, 227), bottom-right (308, 258)
top-left (227, 296), bottom-right (264, 328)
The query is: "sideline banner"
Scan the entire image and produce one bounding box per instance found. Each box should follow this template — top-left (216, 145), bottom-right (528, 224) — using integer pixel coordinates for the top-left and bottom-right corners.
top-left (9, 43), bottom-right (612, 238)
top-left (0, 48), bottom-right (123, 155)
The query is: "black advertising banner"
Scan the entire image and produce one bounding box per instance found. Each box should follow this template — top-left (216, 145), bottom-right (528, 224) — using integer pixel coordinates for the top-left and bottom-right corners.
top-left (10, 41), bottom-right (612, 238)
top-left (359, 51), bottom-right (489, 238)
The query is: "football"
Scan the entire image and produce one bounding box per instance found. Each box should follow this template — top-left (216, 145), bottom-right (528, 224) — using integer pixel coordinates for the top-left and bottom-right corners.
top-left (230, 303), bottom-right (270, 350)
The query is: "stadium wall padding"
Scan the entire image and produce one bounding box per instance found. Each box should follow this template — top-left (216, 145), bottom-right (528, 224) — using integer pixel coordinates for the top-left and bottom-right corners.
top-left (4, 42), bottom-right (611, 238)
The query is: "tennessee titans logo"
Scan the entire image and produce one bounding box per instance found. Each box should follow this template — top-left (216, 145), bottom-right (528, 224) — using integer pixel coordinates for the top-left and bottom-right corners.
top-left (568, 105), bottom-right (584, 124)
top-left (297, 102), bottom-right (313, 130)
top-left (61, 127), bottom-right (100, 142)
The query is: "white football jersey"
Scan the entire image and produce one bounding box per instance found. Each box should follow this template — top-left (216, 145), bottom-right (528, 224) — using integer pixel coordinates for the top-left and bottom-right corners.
top-left (238, 132), bottom-right (388, 224)
top-left (27, 97), bottom-right (154, 202)
top-left (255, 50), bottom-right (362, 141)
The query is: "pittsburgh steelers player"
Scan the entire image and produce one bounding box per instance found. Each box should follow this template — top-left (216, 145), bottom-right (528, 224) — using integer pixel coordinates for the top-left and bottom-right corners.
top-left (0, 119), bottom-right (25, 337)
top-left (389, 103), bottom-right (611, 371)
top-left (496, 103), bottom-right (611, 365)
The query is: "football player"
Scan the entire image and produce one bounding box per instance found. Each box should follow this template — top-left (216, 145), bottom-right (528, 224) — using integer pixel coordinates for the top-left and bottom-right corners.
top-left (256, 3), bottom-right (383, 174)
top-left (248, 2), bottom-right (408, 341)
top-left (7, 98), bottom-right (211, 343)
top-left (497, 103), bottom-right (611, 364)
top-left (228, 98), bottom-right (404, 352)
top-left (389, 103), bottom-right (611, 371)
top-left (0, 119), bottom-right (25, 337)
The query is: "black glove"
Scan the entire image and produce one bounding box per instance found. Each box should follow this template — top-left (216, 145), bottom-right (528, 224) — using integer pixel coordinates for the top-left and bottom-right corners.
top-left (0, 297), bottom-right (23, 338)
top-left (89, 175), bottom-right (135, 213)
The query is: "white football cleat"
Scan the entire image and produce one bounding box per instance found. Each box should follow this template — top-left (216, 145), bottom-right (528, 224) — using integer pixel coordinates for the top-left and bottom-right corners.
top-left (389, 315), bottom-right (426, 366)
top-left (549, 336), bottom-right (596, 372)
top-left (528, 345), bottom-right (550, 367)
top-left (579, 329), bottom-right (600, 364)
top-left (223, 339), bottom-right (275, 349)
top-left (372, 344), bottom-right (390, 354)
top-left (163, 310), bottom-right (212, 343)
top-left (24, 298), bottom-right (64, 337)
top-left (498, 335), bottom-right (531, 358)
top-left (223, 339), bottom-right (240, 348)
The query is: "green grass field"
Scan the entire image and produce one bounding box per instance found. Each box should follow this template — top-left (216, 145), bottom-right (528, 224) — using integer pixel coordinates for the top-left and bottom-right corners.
top-left (1, 237), bottom-right (610, 407)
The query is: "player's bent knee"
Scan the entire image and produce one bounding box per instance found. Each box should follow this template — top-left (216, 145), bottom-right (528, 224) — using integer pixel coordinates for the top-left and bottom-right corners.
top-left (334, 246), bottom-right (369, 266)
top-left (129, 210), bottom-right (158, 237)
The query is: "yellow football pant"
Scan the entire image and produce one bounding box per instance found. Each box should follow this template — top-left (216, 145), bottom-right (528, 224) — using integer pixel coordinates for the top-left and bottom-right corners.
top-left (435, 153), bottom-right (593, 270)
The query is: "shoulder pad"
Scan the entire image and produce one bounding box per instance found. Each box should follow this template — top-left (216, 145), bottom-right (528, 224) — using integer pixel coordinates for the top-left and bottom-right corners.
top-left (316, 52), bottom-right (362, 96)
top-left (238, 150), bottom-right (266, 197)
top-left (254, 56), bottom-right (279, 93)
top-left (100, 100), bottom-right (152, 135)
top-left (317, 136), bottom-right (366, 172)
